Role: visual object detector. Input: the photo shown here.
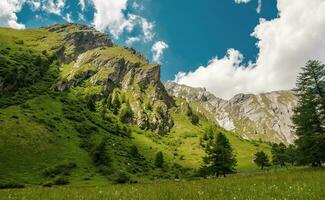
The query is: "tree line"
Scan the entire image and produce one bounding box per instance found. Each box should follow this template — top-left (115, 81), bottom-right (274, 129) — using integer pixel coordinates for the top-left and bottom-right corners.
top-left (198, 60), bottom-right (324, 177)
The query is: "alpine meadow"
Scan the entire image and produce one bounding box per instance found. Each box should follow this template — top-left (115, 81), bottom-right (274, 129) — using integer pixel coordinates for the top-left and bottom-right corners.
top-left (0, 0), bottom-right (325, 200)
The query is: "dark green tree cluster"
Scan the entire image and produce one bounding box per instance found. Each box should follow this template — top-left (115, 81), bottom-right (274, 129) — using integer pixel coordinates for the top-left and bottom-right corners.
top-left (0, 44), bottom-right (53, 92)
top-left (292, 60), bottom-right (325, 166)
top-left (200, 132), bottom-right (237, 177)
top-left (254, 151), bottom-right (270, 169)
top-left (119, 102), bottom-right (134, 123)
top-left (155, 151), bottom-right (164, 168)
top-left (186, 104), bottom-right (199, 125)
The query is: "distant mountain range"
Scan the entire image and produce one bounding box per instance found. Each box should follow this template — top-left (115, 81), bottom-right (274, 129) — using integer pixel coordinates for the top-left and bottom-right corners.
top-left (165, 82), bottom-right (298, 144)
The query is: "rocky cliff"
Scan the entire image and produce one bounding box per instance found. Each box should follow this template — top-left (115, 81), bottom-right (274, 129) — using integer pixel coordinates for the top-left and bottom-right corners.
top-left (48, 24), bottom-right (174, 135)
top-left (165, 82), bottom-right (298, 143)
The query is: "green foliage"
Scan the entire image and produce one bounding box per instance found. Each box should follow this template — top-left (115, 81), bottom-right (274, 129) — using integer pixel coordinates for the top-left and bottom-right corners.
top-left (0, 183), bottom-right (24, 189)
top-left (186, 104), bottom-right (200, 125)
top-left (114, 172), bottom-right (132, 184)
top-left (155, 151), bottom-right (164, 168)
top-left (0, 40), bottom-right (54, 92)
top-left (53, 176), bottom-right (70, 186)
top-left (92, 137), bottom-right (112, 167)
top-left (271, 143), bottom-right (289, 167)
top-left (293, 60), bottom-right (325, 166)
top-left (111, 90), bottom-right (121, 115)
top-left (119, 102), bottom-right (134, 123)
top-left (254, 151), bottom-right (270, 169)
top-left (42, 162), bottom-right (77, 178)
top-left (200, 132), bottom-right (237, 177)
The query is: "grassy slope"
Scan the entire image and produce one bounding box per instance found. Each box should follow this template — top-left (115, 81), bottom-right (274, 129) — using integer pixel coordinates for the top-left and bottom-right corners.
top-left (1, 26), bottom-right (271, 187)
top-left (132, 105), bottom-right (271, 172)
top-left (1, 168), bottom-right (324, 200)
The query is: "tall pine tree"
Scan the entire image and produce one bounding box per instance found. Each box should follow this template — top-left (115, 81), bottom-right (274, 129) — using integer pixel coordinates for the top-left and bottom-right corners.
top-left (201, 132), bottom-right (237, 177)
top-left (293, 60), bottom-right (325, 166)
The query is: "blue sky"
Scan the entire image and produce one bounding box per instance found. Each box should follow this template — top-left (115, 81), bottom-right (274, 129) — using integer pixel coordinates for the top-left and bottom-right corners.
top-left (1, 0), bottom-right (325, 99)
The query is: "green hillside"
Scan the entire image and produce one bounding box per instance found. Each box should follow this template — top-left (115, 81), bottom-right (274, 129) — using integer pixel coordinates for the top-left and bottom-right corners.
top-left (0, 24), bottom-right (270, 187)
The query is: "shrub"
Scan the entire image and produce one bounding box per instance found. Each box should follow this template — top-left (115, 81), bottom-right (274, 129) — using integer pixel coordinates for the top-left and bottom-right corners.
top-left (92, 137), bottom-right (111, 167)
top-left (42, 182), bottom-right (53, 188)
top-left (42, 162), bottom-right (77, 178)
top-left (53, 176), bottom-right (69, 185)
top-left (0, 183), bottom-right (25, 189)
top-left (155, 151), bottom-right (164, 168)
top-left (114, 172), bottom-right (132, 184)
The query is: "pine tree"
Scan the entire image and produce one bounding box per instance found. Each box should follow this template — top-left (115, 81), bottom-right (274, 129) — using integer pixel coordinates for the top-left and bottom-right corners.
top-left (201, 132), bottom-right (237, 177)
top-left (155, 151), bottom-right (164, 168)
top-left (271, 143), bottom-right (288, 167)
top-left (254, 151), bottom-right (270, 169)
top-left (292, 60), bottom-right (325, 166)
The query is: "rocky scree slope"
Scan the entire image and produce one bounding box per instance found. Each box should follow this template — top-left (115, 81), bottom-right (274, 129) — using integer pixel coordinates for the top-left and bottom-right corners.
top-left (165, 82), bottom-right (298, 144)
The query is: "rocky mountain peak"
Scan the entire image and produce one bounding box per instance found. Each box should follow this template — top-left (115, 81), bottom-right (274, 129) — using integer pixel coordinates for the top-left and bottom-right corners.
top-left (47, 23), bottom-right (113, 63)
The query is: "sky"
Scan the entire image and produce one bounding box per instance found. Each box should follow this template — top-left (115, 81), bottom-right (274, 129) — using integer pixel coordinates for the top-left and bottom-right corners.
top-left (1, 0), bottom-right (325, 99)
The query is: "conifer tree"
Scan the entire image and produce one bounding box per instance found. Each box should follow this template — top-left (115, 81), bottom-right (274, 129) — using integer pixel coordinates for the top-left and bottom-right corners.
top-left (293, 60), bottom-right (325, 166)
top-left (155, 151), bottom-right (164, 168)
top-left (201, 132), bottom-right (237, 177)
top-left (254, 151), bottom-right (270, 169)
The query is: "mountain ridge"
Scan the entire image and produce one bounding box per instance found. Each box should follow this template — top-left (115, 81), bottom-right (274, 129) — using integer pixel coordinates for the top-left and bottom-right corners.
top-left (165, 82), bottom-right (298, 143)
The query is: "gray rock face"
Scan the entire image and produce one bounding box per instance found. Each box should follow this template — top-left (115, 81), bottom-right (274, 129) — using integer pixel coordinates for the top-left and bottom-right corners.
top-left (165, 82), bottom-right (298, 144)
top-left (52, 24), bottom-right (173, 135)
top-left (47, 23), bottom-right (113, 63)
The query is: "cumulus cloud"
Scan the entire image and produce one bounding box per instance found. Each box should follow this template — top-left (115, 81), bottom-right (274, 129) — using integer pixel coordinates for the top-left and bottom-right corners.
top-left (42, 0), bottom-right (65, 16)
top-left (140, 17), bottom-right (155, 42)
top-left (0, 0), bottom-right (26, 29)
top-left (92, 0), bottom-right (155, 42)
top-left (152, 41), bottom-right (169, 64)
top-left (126, 36), bottom-right (141, 45)
top-left (176, 0), bottom-right (325, 99)
top-left (92, 0), bottom-right (135, 38)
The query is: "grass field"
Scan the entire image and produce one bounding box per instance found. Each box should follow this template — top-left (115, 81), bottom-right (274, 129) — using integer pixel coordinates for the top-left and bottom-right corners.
top-left (0, 168), bottom-right (324, 200)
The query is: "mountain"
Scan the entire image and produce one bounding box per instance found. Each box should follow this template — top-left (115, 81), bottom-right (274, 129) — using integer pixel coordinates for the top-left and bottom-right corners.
top-left (165, 82), bottom-right (298, 144)
top-left (0, 24), bottom-right (270, 186)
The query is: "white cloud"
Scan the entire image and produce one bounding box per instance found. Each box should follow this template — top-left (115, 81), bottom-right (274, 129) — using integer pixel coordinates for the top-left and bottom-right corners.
top-left (152, 41), bottom-right (168, 64)
top-left (0, 0), bottom-right (26, 29)
top-left (79, 0), bottom-right (86, 11)
top-left (64, 12), bottom-right (73, 23)
top-left (256, 0), bottom-right (262, 14)
top-left (132, 1), bottom-right (143, 10)
top-left (141, 17), bottom-right (155, 42)
top-left (92, 0), bottom-right (135, 38)
top-left (28, 0), bottom-right (41, 11)
top-left (126, 36), bottom-right (141, 45)
top-left (234, 0), bottom-right (252, 4)
top-left (42, 0), bottom-right (65, 16)
top-left (176, 0), bottom-right (325, 99)
top-left (78, 12), bottom-right (85, 21)
top-left (92, 0), bottom-right (155, 42)
top-left (235, 0), bottom-right (262, 14)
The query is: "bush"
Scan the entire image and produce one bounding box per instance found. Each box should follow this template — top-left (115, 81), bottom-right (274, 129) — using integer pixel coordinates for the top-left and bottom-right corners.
top-left (114, 172), bottom-right (132, 184)
top-left (155, 151), bottom-right (164, 168)
top-left (119, 103), bottom-right (134, 123)
top-left (0, 183), bottom-right (25, 189)
top-left (42, 162), bottom-right (77, 178)
top-left (42, 182), bottom-right (53, 188)
top-left (53, 176), bottom-right (69, 185)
